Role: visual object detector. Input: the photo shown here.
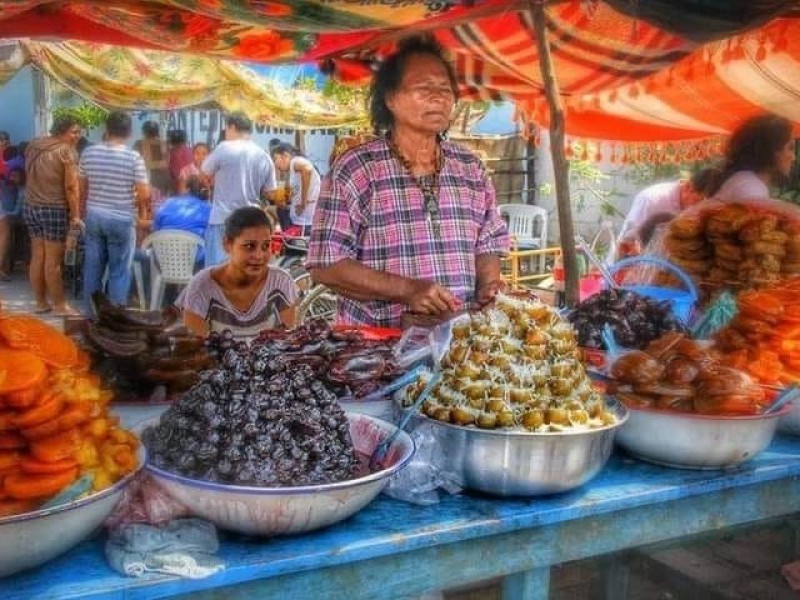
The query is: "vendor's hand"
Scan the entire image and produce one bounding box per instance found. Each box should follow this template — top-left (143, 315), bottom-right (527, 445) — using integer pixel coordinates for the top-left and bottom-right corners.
top-left (405, 280), bottom-right (461, 316)
top-left (476, 279), bottom-right (505, 307)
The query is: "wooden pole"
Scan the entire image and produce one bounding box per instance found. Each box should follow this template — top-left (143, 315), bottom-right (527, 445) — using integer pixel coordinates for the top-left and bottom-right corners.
top-left (530, 0), bottom-right (579, 306)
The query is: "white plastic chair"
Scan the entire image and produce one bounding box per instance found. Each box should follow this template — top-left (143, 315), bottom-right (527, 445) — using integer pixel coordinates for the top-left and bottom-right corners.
top-left (140, 230), bottom-right (204, 310)
top-left (499, 204), bottom-right (549, 273)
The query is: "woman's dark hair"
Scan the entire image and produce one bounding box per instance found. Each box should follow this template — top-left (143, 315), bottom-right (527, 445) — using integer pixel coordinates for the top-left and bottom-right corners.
top-left (689, 166), bottom-right (723, 197)
top-left (142, 120), bottom-right (160, 138)
top-left (707, 114), bottom-right (794, 195)
top-left (224, 206), bottom-right (272, 241)
top-left (50, 114), bottom-right (80, 137)
top-left (0, 131), bottom-right (9, 144)
top-left (226, 111), bottom-right (253, 133)
top-left (76, 137), bottom-right (90, 156)
top-left (184, 175), bottom-right (209, 201)
top-left (106, 111), bottom-right (132, 138)
top-left (368, 35), bottom-right (459, 135)
top-left (168, 129), bottom-right (188, 145)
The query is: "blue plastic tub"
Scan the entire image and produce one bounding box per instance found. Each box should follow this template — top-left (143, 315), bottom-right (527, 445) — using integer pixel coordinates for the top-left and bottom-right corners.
top-left (607, 256), bottom-right (698, 323)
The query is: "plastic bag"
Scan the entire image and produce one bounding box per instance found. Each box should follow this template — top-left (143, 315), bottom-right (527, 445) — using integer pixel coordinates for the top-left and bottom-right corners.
top-left (382, 420), bottom-right (463, 505)
top-left (104, 472), bottom-right (190, 529)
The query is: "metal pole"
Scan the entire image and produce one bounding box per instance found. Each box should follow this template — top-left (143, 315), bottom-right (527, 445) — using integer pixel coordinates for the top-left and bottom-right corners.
top-left (530, 0), bottom-right (579, 306)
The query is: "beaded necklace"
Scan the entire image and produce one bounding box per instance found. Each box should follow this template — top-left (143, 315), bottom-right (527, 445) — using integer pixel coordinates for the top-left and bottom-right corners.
top-left (387, 136), bottom-right (444, 239)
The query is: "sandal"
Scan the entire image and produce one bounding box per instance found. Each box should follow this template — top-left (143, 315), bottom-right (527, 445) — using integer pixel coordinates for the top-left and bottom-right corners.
top-left (33, 305), bottom-right (53, 314)
top-left (53, 306), bottom-right (82, 318)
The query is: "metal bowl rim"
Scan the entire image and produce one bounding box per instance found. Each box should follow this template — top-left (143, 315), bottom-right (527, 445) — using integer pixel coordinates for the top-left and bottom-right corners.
top-left (145, 414), bottom-right (415, 496)
top-left (621, 402), bottom-right (792, 421)
top-left (0, 446), bottom-right (146, 526)
top-left (409, 401), bottom-right (629, 437)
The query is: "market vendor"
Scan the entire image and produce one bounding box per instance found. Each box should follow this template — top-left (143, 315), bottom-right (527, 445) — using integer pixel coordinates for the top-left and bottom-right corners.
top-left (306, 36), bottom-right (509, 329)
top-left (270, 143), bottom-right (321, 237)
top-left (709, 113), bottom-right (795, 202)
top-left (617, 167), bottom-right (718, 257)
top-left (179, 206), bottom-right (298, 340)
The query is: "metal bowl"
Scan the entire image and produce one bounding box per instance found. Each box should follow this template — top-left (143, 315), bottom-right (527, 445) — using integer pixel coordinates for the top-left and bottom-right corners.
top-left (0, 451), bottom-right (143, 577)
top-left (146, 413), bottom-right (414, 536)
top-left (407, 402), bottom-right (628, 496)
top-left (778, 401), bottom-right (800, 436)
top-left (616, 405), bottom-right (789, 470)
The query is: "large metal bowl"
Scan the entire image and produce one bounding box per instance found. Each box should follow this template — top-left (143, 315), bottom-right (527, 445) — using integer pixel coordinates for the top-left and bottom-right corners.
top-left (616, 405), bottom-right (789, 470)
top-left (146, 413), bottom-right (414, 536)
top-left (406, 402), bottom-right (628, 496)
top-left (778, 401), bottom-right (800, 436)
top-left (0, 450), bottom-right (143, 577)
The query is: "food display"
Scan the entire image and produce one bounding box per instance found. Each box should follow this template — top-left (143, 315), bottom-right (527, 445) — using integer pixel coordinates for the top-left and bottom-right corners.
top-left (246, 319), bottom-right (402, 398)
top-left (85, 293), bottom-right (212, 399)
top-left (402, 295), bottom-right (616, 431)
top-left (665, 201), bottom-right (800, 301)
top-left (568, 288), bottom-right (686, 350)
top-left (610, 332), bottom-right (766, 415)
top-left (0, 313), bottom-right (140, 517)
top-left (714, 282), bottom-right (800, 387)
top-left (143, 339), bottom-right (360, 487)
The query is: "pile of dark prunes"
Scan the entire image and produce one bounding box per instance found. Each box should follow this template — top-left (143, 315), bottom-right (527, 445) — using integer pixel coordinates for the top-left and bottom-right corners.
top-left (568, 289), bottom-right (687, 349)
top-left (142, 339), bottom-right (361, 487)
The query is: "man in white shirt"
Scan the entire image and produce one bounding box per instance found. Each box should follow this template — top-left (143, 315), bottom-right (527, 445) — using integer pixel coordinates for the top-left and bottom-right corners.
top-left (201, 112), bottom-right (277, 266)
top-left (618, 168), bottom-right (718, 255)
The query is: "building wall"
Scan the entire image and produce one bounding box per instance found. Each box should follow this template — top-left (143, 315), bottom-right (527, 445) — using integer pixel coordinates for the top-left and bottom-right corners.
top-left (0, 67), bottom-right (36, 144)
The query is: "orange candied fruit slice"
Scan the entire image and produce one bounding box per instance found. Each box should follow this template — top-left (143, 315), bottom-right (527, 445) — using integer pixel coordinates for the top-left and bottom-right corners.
top-left (0, 350), bottom-right (47, 395)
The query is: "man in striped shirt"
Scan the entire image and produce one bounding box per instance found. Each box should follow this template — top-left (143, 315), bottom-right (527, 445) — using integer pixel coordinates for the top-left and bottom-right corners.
top-left (79, 111), bottom-right (150, 310)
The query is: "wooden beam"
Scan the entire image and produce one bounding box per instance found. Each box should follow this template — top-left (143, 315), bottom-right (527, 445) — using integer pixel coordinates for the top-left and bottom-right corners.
top-left (530, 0), bottom-right (579, 306)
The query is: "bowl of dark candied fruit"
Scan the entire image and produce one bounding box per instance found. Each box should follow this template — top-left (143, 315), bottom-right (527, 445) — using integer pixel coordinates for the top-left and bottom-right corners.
top-left (142, 342), bottom-right (415, 536)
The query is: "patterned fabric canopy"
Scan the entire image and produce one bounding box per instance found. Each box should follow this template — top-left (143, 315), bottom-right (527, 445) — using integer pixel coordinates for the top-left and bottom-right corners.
top-left (0, 1), bottom-right (797, 141)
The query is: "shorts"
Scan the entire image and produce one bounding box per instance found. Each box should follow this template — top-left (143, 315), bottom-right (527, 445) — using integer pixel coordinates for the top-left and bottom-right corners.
top-left (24, 203), bottom-right (69, 242)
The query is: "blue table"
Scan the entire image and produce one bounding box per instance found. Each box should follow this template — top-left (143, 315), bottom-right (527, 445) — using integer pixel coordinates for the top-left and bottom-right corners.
top-left (5, 435), bottom-right (800, 600)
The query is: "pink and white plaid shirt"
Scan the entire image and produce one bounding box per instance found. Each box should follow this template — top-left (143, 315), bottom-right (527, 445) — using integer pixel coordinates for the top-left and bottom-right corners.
top-left (307, 137), bottom-right (509, 328)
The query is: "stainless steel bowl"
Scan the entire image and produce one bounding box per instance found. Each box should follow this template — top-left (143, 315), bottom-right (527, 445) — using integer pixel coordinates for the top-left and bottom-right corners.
top-left (778, 401), bottom-right (800, 436)
top-left (146, 413), bottom-right (414, 536)
top-left (407, 403), bottom-right (628, 496)
top-left (0, 451), bottom-right (143, 577)
top-left (616, 405), bottom-right (788, 470)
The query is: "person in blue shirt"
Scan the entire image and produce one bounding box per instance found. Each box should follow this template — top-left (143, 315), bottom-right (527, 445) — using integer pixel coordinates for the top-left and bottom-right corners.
top-left (0, 166), bottom-right (25, 280)
top-left (153, 175), bottom-right (211, 241)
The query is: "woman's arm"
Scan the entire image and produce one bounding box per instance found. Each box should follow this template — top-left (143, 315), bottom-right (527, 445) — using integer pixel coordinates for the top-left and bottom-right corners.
top-left (475, 253), bottom-right (505, 306)
top-left (294, 161), bottom-right (314, 215)
top-left (310, 259), bottom-right (460, 315)
top-left (279, 306), bottom-right (298, 329)
top-left (183, 310), bottom-right (210, 337)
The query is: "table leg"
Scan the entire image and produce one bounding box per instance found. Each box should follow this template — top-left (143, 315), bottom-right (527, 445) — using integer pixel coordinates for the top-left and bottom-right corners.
top-left (600, 554), bottom-right (630, 599)
top-left (501, 567), bottom-right (550, 600)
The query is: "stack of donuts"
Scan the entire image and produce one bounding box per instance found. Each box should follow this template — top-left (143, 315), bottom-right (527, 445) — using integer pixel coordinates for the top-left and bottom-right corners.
top-left (665, 202), bottom-right (800, 302)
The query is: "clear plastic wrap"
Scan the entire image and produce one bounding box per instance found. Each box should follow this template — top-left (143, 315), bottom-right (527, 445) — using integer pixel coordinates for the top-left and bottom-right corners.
top-left (104, 472), bottom-right (189, 529)
top-left (382, 420), bottom-right (463, 505)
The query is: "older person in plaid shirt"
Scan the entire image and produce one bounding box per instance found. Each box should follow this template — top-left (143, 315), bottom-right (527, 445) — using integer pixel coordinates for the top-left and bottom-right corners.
top-left (308, 37), bottom-right (509, 329)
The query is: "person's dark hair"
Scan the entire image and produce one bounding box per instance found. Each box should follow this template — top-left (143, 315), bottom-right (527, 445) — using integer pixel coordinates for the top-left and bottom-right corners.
top-left (50, 114), bottom-right (79, 137)
top-left (106, 111), bottom-right (132, 138)
top-left (271, 142), bottom-right (300, 158)
top-left (689, 166), bottom-right (723, 197)
top-left (225, 111), bottom-right (253, 133)
top-left (368, 35), bottom-right (459, 135)
top-left (268, 138), bottom-right (282, 152)
top-left (707, 114), bottom-right (794, 195)
top-left (142, 120), bottom-right (160, 138)
top-left (184, 175), bottom-right (209, 202)
top-left (8, 166), bottom-right (25, 186)
top-left (0, 131), bottom-right (9, 143)
top-left (168, 129), bottom-right (188, 145)
top-left (76, 137), bottom-right (90, 156)
top-left (224, 206), bottom-right (272, 241)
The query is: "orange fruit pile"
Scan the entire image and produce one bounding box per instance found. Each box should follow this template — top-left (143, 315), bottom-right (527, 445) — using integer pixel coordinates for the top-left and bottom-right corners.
top-left (0, 313), bottom-right (140, 517)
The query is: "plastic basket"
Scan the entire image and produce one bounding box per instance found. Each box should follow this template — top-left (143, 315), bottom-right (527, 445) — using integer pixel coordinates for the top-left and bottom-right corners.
top-left (607, 256), bottom-right (698, 323)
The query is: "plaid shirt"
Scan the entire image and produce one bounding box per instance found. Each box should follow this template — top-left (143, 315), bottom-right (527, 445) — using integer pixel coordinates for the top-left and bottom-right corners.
top-left (307, 137), bottom-right (509, 328)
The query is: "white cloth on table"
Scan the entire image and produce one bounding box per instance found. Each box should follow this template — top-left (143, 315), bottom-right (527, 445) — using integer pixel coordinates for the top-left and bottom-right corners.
top-left (105, 518), bottom-right (223, 579)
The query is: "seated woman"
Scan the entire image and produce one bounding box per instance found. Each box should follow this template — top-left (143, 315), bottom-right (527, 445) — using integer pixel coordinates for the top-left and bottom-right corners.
top-left (179, 206), bottom-right (298, 340)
